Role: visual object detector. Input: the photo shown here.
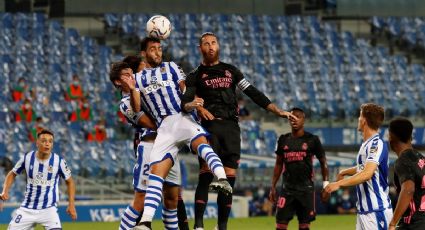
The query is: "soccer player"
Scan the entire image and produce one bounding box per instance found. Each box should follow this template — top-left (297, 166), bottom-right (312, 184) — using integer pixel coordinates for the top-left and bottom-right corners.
top-left (180, 32), bottom-right (298, 230)
top-left (0, 130), bottom-right (77, 229)
top-left (112, 37), bottom-right (231, 230)
top-left (387, 117), bottom-right (425, 229)
top-left (112, 56), bottom-right (189, 230)
top-left (324, 103), bottom-right (393, 230)
top-left (268, 107), bottom-right (328, 230)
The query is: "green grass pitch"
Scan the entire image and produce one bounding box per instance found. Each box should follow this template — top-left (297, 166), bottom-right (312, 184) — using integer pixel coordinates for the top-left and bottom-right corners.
top-left (0, 215), bottom-right (356, 229)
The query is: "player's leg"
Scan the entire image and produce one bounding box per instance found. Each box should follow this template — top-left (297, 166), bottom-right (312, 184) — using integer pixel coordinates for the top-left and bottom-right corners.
top-left (177, 187), bottom-right (190, 230)
top-left (39, 206), bottom-right (62, 230)
top-left (162, 183), bottom-right (179, 230)
top-left (275, 191), bottom-right (296, 230)
top-left (193, 161), bottom-right (214, 230)
top-left (295, 191), bottom-right (316, 230)
top-left (8, 208), bottom-right (37, 230)
top-left (121, 142), bottom-right (151, 229)
top-left (215, 120), bottom-right (240, 230)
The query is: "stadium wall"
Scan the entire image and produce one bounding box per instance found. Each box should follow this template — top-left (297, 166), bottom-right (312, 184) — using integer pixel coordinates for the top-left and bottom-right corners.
top-left (337, 0), bottom-right (425, 17)
top-left (64, 0), bottom-right (285, 15)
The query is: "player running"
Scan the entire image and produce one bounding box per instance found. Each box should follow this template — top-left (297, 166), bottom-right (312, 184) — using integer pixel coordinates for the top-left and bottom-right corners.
top-left (112, 36), bottom-right (231, 230)
top-left (388, 117), bottom-right (425, 230)
top-left (181, 32), bottom-right (298, 230)
top-left (0, 130), bottom-right (77, 230)
top-left (325, 103), bottom-right (393, 230)
top-left (269, 107), bottom-right (329, 230)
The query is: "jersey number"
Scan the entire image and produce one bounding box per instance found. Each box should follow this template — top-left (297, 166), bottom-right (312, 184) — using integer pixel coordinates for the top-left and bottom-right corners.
top-left (15, 214), bottom-right (22, 223)
top-left (142, 164), bottom-right (149, 176)
top-left (277, 197), bottom-right (286, 208)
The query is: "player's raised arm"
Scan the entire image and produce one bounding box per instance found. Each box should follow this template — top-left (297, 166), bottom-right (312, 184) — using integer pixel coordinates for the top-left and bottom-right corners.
top-left (65, 177), bottom-right (77, 220)
top-left (110, 62), bottom-right (142, 113)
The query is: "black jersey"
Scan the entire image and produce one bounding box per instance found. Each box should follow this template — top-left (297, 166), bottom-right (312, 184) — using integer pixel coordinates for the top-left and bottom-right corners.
top-left (275, 132), bottom-right (325, 192)
top-left (182, 62), bottom-right (271, 121)
top-left (394, 149), bottom-right (425, 226)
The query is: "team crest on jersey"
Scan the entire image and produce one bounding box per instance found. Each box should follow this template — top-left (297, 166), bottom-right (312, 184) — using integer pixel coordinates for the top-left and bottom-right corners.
top-left (418, 159), bottom-right (425, 169)
top-left (302, 143), bottom-right (308, 150)
top-left (160, 67), bottom-right (167, 74)
top-left (224, 70), bottom-right (232, 78)
top-left (283, 145), bottom-right (289, 150)
top-left (48, 165), bottom-right (53, 173)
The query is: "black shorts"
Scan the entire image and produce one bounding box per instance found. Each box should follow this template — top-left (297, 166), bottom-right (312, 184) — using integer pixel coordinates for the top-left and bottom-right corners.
top-left (199, 119), bottom-right (241, 169)
top-left (397, 217), bottom-right (425, 230)
top-left (276, 189), bottom-right (316, 224)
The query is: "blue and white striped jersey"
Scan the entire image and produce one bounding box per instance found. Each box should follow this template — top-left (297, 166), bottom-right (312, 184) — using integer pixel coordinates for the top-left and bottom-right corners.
top-left (135, 61), bottom-right (185, 124)
top-left (119, 93), bottom-right (155, 139)
top-left (355, 133), bottom-right (391, 213)
top-left (12, 151), bottom-right (72, 210)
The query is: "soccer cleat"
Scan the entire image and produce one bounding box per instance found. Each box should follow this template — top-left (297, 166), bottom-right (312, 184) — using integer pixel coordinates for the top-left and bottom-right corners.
top-left (134, 222), bottom-right (152, 230)
top-left (209, 179), bottom-right (233, 195)
top-left (193, 228), bottom-right (204, 230)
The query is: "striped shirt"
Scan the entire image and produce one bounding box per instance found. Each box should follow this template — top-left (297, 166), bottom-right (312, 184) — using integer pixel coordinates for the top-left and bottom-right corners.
top-left (12, 151), bottom-right (72, 210)
top-left (355, 133), bottom-right (392, 213)
top-left (119, 93), bottom-right (155, 139)
top-left (135, 61), bottom-right (185, 124)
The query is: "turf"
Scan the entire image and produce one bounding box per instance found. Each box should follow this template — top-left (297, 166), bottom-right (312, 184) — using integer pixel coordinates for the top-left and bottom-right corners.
top-left (0, 215), bottom-right (356, 229)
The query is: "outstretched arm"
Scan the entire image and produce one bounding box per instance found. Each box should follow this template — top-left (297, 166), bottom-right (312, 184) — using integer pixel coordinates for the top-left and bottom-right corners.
top-left (325, 162), bottom-right (377, 193)
top-left (65, 177), bottom-right (77, 220)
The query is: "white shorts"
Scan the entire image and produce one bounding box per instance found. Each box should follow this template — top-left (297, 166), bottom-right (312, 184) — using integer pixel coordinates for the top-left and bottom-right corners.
top-left (149, 113), bottom-right (208, 166)
top-left (356, 208), bottom-right (393, 230)
top-left (8, 206), bottom-right (61, 230)
top-left (133, 141), bottom-right (181, 192)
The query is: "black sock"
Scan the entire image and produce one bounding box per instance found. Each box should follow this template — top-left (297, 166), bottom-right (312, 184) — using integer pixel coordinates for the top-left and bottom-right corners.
top-left (135, 210), bottom-right (143, 225)
top-left (194, 171), bottom-right (214, 228)
top-left (177, 191), bottom-right (189, 230)
top-left (217, 175), bottom-right (236, 230)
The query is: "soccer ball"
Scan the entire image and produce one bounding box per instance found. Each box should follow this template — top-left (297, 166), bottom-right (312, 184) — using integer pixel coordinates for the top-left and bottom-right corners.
top-left (146, 15), bottom-right (172, 40)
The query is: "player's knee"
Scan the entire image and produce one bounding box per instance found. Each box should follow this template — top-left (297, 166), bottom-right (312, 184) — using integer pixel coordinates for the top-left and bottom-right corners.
top-left (191, 136), bottom-right (208, 152)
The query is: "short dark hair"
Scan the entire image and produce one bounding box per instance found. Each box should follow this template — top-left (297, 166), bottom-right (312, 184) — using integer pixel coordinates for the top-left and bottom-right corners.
top-left (140, 37), bottom-right (161, 51)
top-left (360, 103), bottom-right (385, 130)
top-left (389, 117), bottom-right (413, 143)
top-left (109, 61), bottom-right (130, 87)
top-left (199, 32), bottom-right (218, 45)
top-left (37, 129), bottom-right (54, 138)
top-left (122, 55), bottom-right (142, 73)
top-left (290, 107), bottom-right (305, 114)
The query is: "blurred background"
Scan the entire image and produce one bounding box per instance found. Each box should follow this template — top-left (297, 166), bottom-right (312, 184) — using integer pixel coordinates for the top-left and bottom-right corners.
top-left (0, 0), bottom-right (424, 223)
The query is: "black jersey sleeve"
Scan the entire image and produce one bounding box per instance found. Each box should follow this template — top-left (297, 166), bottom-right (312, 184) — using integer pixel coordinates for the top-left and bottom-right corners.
top-left (313, 135), bottom-right (326, 159)
top-left (275, 135), bottom-right (286, 155)
top-left (180, 70), bottom-right (197, 112)
top-left (232, 66), bottom-right (272, 109)
top-left (394, 157), bottom-right (415, 184)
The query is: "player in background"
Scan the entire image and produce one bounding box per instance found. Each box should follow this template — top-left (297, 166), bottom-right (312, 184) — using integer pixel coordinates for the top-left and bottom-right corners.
top-left (325, 103), bottom-right (393, 230)
top-left (387, 117), bottom-right (425, 230)
top-left (268, 107), bottom-right (328, 230)
top-left (0, 130), bottom-right (77, 229)
top-left (117, 36), bottom-right (232, 230)
top-left (111, 56), bottom-right (189, 230)
top-left (181, 32), bottom-right (298, 230)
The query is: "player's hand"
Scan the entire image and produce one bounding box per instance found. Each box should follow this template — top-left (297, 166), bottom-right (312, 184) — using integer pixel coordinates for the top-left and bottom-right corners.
top-left (336, 173), bottom-right (345, 182)
top-left (0, 192), bottom-right (9, 201)
top-left (324, 182), bottom-right (340, 194)
top-left (121, 74), bottom-right (136, 90)
top-left (268, 187), bottom-right (277, 202)
top-left (67, 204), bottom-right (78, 220)
top-left (320, 189), bottom-right (330, 203)
top-left (197, 107), bottom-right (215, 120)
top-left (186, 98), bottom-right (204, 111)
top-left (280, 111), bottom-right (298, 121)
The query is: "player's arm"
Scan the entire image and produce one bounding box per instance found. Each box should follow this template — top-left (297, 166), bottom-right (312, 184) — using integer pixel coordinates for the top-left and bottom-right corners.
top-left (269, 154), bottom-right (284, 203)
top-left (121, 74), bottom-right (142, 113)
top-left (389, 180), bottom-right (415, 228)
top-left (234, 69), bottom-right (297, 120)
top-left (0, 171), bottom-right (18, 201)
top-left (137, 114), bottom-right (157, 130)
top-left (65, 177), bottom-right (77, 220)
top-left (181, 71), bottom-right (205, 113)
top-left (337, 166), bottom-right (357, 181)
top-left (325, 162), bottom-right (377, 193)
